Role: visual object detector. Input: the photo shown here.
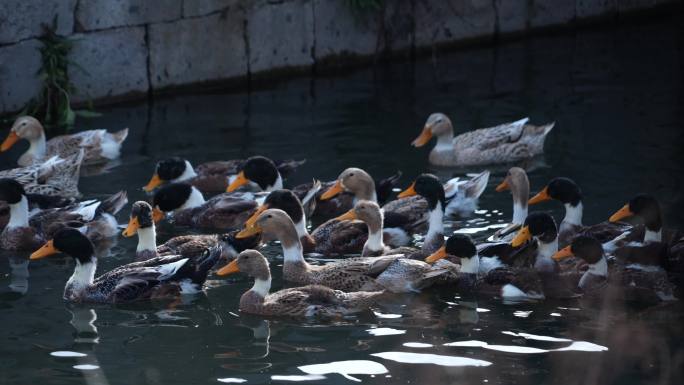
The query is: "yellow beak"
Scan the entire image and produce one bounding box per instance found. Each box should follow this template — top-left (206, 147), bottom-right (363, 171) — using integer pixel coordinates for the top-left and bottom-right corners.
top-left (245, 204), bottom-right (269, 228)
top-left (152, 207), bottom-right (165, 223)
top-left (335, 209), bottom-right (357, 222)
top-left (495, 180), bottom-right (510, 192)
top-left (528, 186), bottom-right (551, 205)
top-left (226, 171), bottom-right (250, 192)
top-left (609, 204), bottom-right (633, 223)
top-left (237, 223), bottom-right (262, 239)
top-left (1, 131), bottom-right (20, 152)
top-left (143, 173), bottom-right (164, 192)
top-left (411, 125), bottom-right (433, 147)
top-left (30, 240), bottom-right (60, 260)
top-left (552, 245), bottom-right (574, 262)
top-left (398, 182), bottom-right (417, 198)
top-left (122, 216), bottom-right (140, 237)
top-left (511, 226), bottom-right (532, 247)
top-left (321, 180), bottom-right (344, 201)
top-left (216, 259), bottom-right (240, 276)
top-left (425, 245), bottom-right (447, 263)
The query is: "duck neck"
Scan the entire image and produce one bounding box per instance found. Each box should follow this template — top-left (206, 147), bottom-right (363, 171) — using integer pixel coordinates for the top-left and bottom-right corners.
top-left (173, 160), bottom-right (198, 183)
top-left (26, 132), bottom-right (47, 160)
top-left (364, 222), bottom-right (385, 253)
top-left (644, 229), bottom-right (662, 243)
top-left (282, 242), bottom-right (306, 265)
top-left (460, 255), bottom-right (480, 274)
top-left (535, 238), bottom-right (558, 273)
top-left (563, 202), bottom-right (583, 227)
top-left (249, 276), bottom-right (272, 298)
top-left (66, 258), bottom-right (97, 294)
top-left (136, 226), bottom-right (157, 252)
top-left (434, 131), bottom-right (454, 153)
top-left (512, 201), bottom-right (528, 225)
top-left (264, 174), bottom-right (283, 192)
top-left (354, 182), bottom-right (377, 203)
top-left (425, 202), bottom-right (444, 248)
top-left (179, 187), bottom-right (206, 210)
top-left (579, 257), bottom-right (608, 289)
top-left (8, 196), bottom-right (30, 228)
top-left (293, 216), bottom-right (310, 238)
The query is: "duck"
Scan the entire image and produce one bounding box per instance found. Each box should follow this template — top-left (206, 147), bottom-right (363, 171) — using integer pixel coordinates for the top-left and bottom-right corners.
top-left (528, 177), bottom-right (631, 247)
top-left (122, 201), bottom-right (259, 261)
top-left (411, 113), bottom-right (554, 166)
top-left (310, 173), bottom-right (447, 255)
top-left (142, 156), bottom-right (305, 194)
top-left (236, 208), bottom-right (405, 292)
top-left (489, 167), bottom-right (529, 242)
top-left (0, 149), bottom-right (84, 198)
top-left (320, 167), bottom-right (489, 219)
top-left (292, 170), bottom-right (402, 220)
top-left (216, 249), bottom-right (384, 317)
top-left (425, 234), bottom-right (545, 299)
top-left (1, 116), bottom-right (128, 167)
top-left (0, 178), bottom-right (127, 251)
top-left (151, 182), bottom-right (257, 230)
top-left (553, 235), bottom-right (676, 303)
top-left (223, 156), bottom-right (294, 193)
top-left (29, 228), bottom-right (221, 303)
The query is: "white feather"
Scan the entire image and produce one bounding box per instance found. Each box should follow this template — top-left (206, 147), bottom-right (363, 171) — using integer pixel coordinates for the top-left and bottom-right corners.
top-left (172, 160), bottom-right (198, 183)
top-left (8, 196), bottom-right (30, 228)
top-left (156, 258), bottom-right (189, 280)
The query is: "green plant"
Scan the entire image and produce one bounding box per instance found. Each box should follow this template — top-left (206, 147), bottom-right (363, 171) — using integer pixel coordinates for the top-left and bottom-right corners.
top-left (21, 18), bottom-right (99, 130)
top-left (347, 0), bottom-right (383, 12)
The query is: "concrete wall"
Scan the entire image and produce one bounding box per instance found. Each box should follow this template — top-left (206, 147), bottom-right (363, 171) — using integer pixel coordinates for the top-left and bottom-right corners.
top-left (0, 0), bottom-right (679, 114)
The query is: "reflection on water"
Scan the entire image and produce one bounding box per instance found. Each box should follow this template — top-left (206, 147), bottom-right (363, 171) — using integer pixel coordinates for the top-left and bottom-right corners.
top-left (0, 14), bottom-right (683, 385)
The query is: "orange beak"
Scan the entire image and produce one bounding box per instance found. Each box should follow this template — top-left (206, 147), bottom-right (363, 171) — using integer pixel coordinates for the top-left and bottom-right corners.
top-left (609, 204), bottom-right (634, 223)
top-left (425, 245), bottom-right (447, 263)
top-left (335, 209), bottom-right (357, 222)
top-left (495, 180), bottom-right (510, 192)
top-left (552, 245), bottom-right (574, 262)
top-left (245, 204), bottom-right (269, 228)
top-left (411, 125), bottom-right (433, 147)
top-left (237, 223), bottom-right (262, 239)
top-left (511, 226), bottom-right (532, 247)
top-left (143, 174), bottom-right (164, 192)
top-left (398, 182), bottom-right (417, 198)
top-left (30, 240), bottom-right (60, 260)
top-left (226, 171), bottom-right (250, 192)
top-left (321, 180), bottom-right (344, 201)
top-left (528, 186), bottom-right (551, 205)
top-left (216, 259), bottom-right (240, 276)
top-left (152, 207), bottom-right (165, 223)
top-left (1, 131), bottom-right (20, 152)
top-left (122, 216), bottom-right (140, 237)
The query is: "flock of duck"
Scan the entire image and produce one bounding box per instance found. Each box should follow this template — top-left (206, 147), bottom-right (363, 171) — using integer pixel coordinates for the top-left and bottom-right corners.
top-left (1, 113), bottom-right (682, 318)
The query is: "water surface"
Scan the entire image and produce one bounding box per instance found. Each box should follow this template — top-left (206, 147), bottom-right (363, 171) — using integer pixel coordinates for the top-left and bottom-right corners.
top-left (1, 16), bottom-right (683, 385)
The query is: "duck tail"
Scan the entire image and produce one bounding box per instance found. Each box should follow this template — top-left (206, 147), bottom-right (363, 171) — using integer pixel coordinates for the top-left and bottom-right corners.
top-left (110, 127), bottom-right (129, 145)
top-left (376, 170), bottom-right (402, 204)
top-left (98, 190), bottom-right (128, 216)
top-left (464, 170), bottom-right (490, 199)
top-left (301, 179), bottom-right (321, 217)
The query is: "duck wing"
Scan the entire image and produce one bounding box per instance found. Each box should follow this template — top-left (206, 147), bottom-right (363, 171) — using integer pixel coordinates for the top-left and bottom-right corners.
top-left (196, 194), bottom-right (258, 229)
top-left (375, 171), bottom-right (402, 204)
top-left (455, 118), bottom-right (529, 151)
top-left (382, 195), bottom-right (428, 233)
top-left (311, 218), bottom-right (367, 255)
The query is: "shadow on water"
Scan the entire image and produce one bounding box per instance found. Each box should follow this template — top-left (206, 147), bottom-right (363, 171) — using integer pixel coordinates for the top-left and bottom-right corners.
top-left (1, 14), bottom-right (683, 385)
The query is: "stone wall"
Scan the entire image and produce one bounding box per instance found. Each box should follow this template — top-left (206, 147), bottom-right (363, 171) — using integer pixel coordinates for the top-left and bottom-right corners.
top-left (0, 0), bottom-right (679, 114)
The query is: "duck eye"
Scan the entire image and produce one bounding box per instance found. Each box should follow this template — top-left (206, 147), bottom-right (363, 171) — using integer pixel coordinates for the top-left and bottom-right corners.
top-left (349, 173), bottom-right (354, 177)
top-left (266, 215), bottom-right (272, 218)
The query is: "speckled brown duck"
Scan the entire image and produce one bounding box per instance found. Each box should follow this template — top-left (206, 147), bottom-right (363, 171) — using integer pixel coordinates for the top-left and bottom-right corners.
top-left (0, 149), bottom-right (84, 198)
top-left (411, 113), bottom-right (554, 166)
top-left (1, 116), bottom-right (128, 167)
top-left (122, 201), bottom-right (259, 261)
top-left (217, 249), bottom-right (384, 317)
top-left (143, 155), bottom-right (305, 194)
top-left (30, 228), bottom-right (221, 303)
top-left (236, 208), bottom-right (404, 292)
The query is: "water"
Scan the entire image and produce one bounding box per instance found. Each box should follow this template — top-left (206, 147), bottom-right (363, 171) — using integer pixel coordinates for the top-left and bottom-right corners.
top-left (2, 15), bottom-right (683, 385)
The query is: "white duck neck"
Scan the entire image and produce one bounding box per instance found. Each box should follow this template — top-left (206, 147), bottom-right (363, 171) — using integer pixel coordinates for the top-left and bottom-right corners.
top-left (425, 202), bottom-right (444, 244)
top-left (365, 226), bottom-right (385, 253)
top-left (644, 229), bottom-right (662, 243)
top-left (172, 160), bottom-right (198, 183)
top-left (66, 258), bottom-right (97, 293)
top-left (535, 238), bottom-right (558, 272)
top-left (434, 131), bottom-right (454, 153)
top-left (264, 174), bottom-right (283, 192)
top-left (136, 226), bottom-right (157, 252)
top-left (26, 132), bottom-right (47, 160)
top-left (179, 187), bottom-right (206, 210)
top-left (579, 257), bottom-right (608, 289)
top-left (282, 243), bottom-right (306, 265)
top-left (250, 277), bottom-right (272, 298)
top-left (460, 255), bottom-right (480, 274)
top-left (563, 202), bottom-right (583, 226)
top-left (293, 216), bottom-right (310, 237)
top-left (8, 196), bottom-right (30, 228)
top-left (512, 202), bottom-right (528, 225)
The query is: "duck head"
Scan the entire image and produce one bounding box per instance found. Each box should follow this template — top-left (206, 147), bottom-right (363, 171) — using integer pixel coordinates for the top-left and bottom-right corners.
top-left (238, 208), bottom-right (298, 246)
top-left (609, 194), bottom-right (662, 241)
top-left (426, 234), bottom-right (478, 273)
top-left (217, 249), bottom-right (270, 280)
top-left (412, 113), bottom-right (453, 147)
top-left (321, 167), bottom-right (376, 201)
top-left (553, 236), bottom-right (608, 288)
top-left (511, 212), bottom-right (558, 247)
top-left (398, 173), bottom-right (446, 210)
top-left (529, 177), bottom-right (582, 207)
top-left (1, 116), bottom-right (44, 152)
top-left (336, 200), bottom-right (383, 229)
top-left (227, 156), bottom-right (282, 192)
top-left (30, 228), bottom-right (95, 265)
top-left (496, 167), bottom-right (530, 225)
top-left (123, 201), bottom-right (155, 237)
top-left (143, 157), bottom-right (197, 192)
top-left (152, 183), bottom-right (206, 222)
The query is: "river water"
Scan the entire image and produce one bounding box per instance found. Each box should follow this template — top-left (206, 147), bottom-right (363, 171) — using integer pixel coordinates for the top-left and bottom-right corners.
top-left (1, 15), bottom-right (683, 385)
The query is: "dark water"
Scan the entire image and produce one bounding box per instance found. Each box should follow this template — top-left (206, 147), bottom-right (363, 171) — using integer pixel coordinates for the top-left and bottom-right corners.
top-left (2, 16), bottom-right (684, 385)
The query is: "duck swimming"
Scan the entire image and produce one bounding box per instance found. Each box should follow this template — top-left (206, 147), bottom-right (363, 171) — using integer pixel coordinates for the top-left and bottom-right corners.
top-left (411, 113), bottom-right (554, 166)
top-left (0, 150), bottom-right (83, 198)
top-left (122, 201), bottom-right (259, 261)
top-left (0, 178), bottom-right (127, 251)
top-left (30, 228), bottom-right (221, 303)
top-left (216, 249), bottom-right (384, 317)
top-left (236, 208), bottom-right (404, 292)
top-left (224, 156), bottom-right (288, 193)
top-left (1, 116), bottom-right (128, 167)
top-left (489, 167), bottom-right (529, 242)
top-left (142, 156), bottom-right (305, 194)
